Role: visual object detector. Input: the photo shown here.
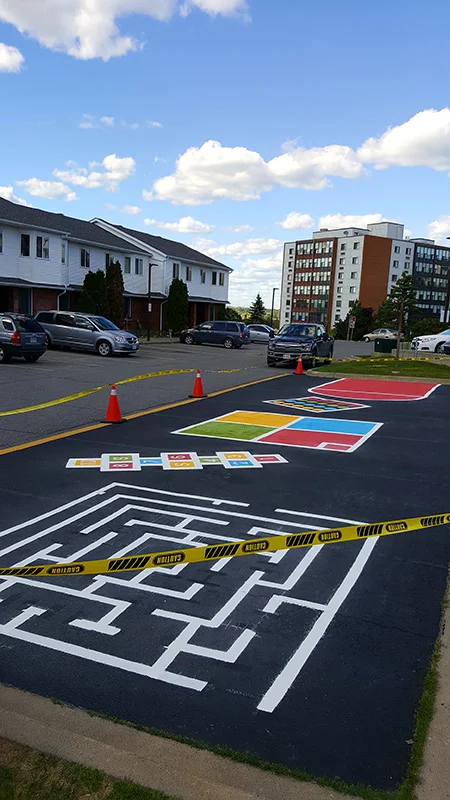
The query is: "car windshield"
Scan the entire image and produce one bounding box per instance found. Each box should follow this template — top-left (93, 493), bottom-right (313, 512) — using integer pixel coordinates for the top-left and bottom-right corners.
top-left (440, 329), bottom-right (450, 336)
top-left (278, 324), bottom-right (316, 337)
top-left (14, 317), bottom-right (43, 332)
top-left (90, 317), bottom-right (119, 331)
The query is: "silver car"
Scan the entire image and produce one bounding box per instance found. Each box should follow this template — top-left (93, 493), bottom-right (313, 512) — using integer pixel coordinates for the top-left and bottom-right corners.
top-left (34, 311), bottom-right (139, 356)
top-left (0, 313), bottom-right (47, 363)
top-left (247, 324), bottom-right (275, 342)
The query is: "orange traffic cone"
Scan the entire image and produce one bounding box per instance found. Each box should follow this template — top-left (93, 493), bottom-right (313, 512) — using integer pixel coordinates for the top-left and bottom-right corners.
top-left (190, 369), bottom-right (206, 398)
top-left (294, 357), bottom-right (303, 375)
top-left (104, 384), bottom-right (125, 423)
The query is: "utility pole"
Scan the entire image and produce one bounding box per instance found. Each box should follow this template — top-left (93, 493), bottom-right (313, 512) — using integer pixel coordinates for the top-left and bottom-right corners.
top-left (394, 296), bottom-right (404, 371)
top-left (146, 263), bottom-right (155, 342)
top-left (270, 287), bottom-right (279, 327)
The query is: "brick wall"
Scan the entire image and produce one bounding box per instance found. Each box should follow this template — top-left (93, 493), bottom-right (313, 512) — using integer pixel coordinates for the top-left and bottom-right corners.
top-left (128, 298), bottom-right (162, 333)
top-left (359, 236), bottom-right (392, 311)
top-left (33, 288), bottom-right (59, 313)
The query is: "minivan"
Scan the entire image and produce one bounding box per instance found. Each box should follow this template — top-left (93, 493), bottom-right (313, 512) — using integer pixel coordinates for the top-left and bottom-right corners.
top-left (180, 321), bottom-right (250, 349)
top-left (34, 311), bottom-right (139, 356)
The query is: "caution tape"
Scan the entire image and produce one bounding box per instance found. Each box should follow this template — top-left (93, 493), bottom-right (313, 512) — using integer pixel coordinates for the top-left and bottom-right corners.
top-left (1, 513), bottom-right (448, 579)
top-left (303, 356), bottom-right (450, 364)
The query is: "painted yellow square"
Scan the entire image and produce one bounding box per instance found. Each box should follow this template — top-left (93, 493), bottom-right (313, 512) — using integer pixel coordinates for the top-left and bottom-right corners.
top-left (224, 452), bottom-right (247, 459)
top-left (75, 459), bottom-right (101, 467)
top-left (169, 461), bottom-right (195, 469)
top-left (219, 411), bottom-right (298, 427)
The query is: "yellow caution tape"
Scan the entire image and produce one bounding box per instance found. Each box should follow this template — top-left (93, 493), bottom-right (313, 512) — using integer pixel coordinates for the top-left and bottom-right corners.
top-left (303, 356), bottom-right (450, 364)
top-left (2, 513), bottom-right (448, 579)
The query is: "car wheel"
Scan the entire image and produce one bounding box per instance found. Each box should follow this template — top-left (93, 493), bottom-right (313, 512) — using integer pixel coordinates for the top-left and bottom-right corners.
top-left (24, 354), bottom-right (41, 363)
top-left (223, 337), bottom-right (234, 349)
top-left (363, 336), bottom-right (370, 343)
top-left (435, 342), bottom-right (446, 354)
top-left (0, 345), bottom-right (10, 363)
top-left (96, 340), bottom-right (113, 357)
top-left (44, 333), bottom-right (52, 348)
top-left (267, 359), bottom-right (277, 367)
top-left (305, 351), bottom-right (318, 369)
top-left (184, 334), bottom-right (195, 345)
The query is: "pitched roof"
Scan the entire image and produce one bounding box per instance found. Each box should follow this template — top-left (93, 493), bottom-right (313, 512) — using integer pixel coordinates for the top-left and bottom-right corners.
top-left (103, 222), bottom-right (231, 270)
top-left (0, 198), bottom-right (147, 254)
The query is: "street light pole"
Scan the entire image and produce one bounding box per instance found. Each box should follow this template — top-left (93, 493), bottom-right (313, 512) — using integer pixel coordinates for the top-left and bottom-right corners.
top-left (146, 263), bottom-right (155, 342)
top-left (270, 287), bottom-right (279, 327)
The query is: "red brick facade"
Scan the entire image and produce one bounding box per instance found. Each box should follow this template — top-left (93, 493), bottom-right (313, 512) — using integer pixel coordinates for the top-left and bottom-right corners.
top-left (33, 288), bottom-right (59, 313)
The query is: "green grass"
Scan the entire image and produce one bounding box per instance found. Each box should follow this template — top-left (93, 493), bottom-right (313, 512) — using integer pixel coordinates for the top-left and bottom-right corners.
top-left (179, 420), bottom-right (273, 440)
top-left (316, 358), bottom-right (450, 378)
top-left (0, 740), bottom-right (177, 800)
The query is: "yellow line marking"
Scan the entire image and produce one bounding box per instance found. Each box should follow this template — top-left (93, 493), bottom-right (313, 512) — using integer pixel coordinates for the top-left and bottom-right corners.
top-left (0, 373), bottom-right (288, 457)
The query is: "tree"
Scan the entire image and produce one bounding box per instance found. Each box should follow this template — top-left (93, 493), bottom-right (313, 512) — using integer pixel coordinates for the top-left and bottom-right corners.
top-left (375, 299), bottom-right (396, 329)
top-left (222, 306), bottom-right (242, 321)
top-left (77, 270), bottom-right (108, 316)
top-left (106, 260), bottom-right (125, 327)
top-left (166, 278), bottom-right (189, 333)
top-left (375, 272), bottom-right (416, 332)
top-left (410, 317), bottom-right (449, 339)
top-left (334, 301), bottom-right (375, 341)
top-left (248, 293), bottom-right (266, 324)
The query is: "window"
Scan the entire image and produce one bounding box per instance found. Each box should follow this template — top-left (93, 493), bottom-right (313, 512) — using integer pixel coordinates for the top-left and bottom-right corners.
top-left (391, 275), bottom-right (398, 283)
top-left (135, 258), bottom-right (143, 275)
top-left (54, 313), bottom-right (74, 327)
top-left (349, 286), bottom-right (356, 294)
top-left (394, 245), bottom-right (400, 253)
top-left (352, 257), bottom-right (359, 265)
top-left (289, 248), bottom-right (293, 255)
top-left (404, 262), bottom-right (409, 270)
top-left (340, 243), bottom-right (346, 251)
top-left (336, 300), bottom-right (342, 308)
top-left (105, 253), bottom-right (111, 268)
top-left (74, 316), bottom-right (94, 330)
top-left (186, 266), bottom-right (192, 281)
top-left (80, 248), bottom-right (90, 268)
top-left (212, 271), bottom-right (217, 285)
top-left (36, 236), bottom-right (49, 259)
top-left (61, 243), bottom-right (66, 264)
top-left (406, 247), bottom-right (411, 255)
top-left (353, 241), bottom-right (359, 250)
top-left (35, 312), bottom-right (54, 323)
top-left (124, 256), bottom-right (131, 274)
top-left (213, 322), bottom-right (227, 331)
top-left (123, 297), bottom-right (131, 318)
top-left (288, 261), bottom-right (293, 268)
top-left (219, 272), bottom-right (225, 286)
top-left (338, 272), bottom-right (344, 280)
top-left (348, 300), bottom-right (354, 307)
top-left (350, 271), bottom-right (357, 279)
top-left (337, 286), bottom-right (343, 294)
top-left (173, 263), bottom-right (180, 279)
top-left (200, 269), bottom-right (206, 284)
top-left (393, 260), bottom-right (399, 268)
top-left (339, 258), bottom-right (345, 265)
top-left (20, 233), bottom-right (30, 257)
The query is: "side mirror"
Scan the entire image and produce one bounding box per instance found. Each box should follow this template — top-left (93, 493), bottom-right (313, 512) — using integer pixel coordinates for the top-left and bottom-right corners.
top-left (269, 330), bottom-right (275, 338)
top-left (322, 332), bottom-right (329, 341)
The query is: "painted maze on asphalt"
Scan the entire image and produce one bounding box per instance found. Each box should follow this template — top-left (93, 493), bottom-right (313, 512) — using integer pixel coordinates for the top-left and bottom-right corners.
top-left (0, 483), bottom-right (377, 714)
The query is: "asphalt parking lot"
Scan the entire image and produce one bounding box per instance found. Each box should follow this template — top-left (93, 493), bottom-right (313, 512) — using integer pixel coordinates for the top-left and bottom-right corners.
top-left (0, 370), bottom-right (449, 792)
top-left (0, 339), bottom-right (372, 450)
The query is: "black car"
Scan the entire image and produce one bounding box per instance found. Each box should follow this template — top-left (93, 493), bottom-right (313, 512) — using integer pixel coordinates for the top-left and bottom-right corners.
top-left (443, 341), bottom-right (450, 355)
top-left (267, 323), bottom-right (334, 367)
top-left (0, 313), bottom-right (47, 363)
top-left (180, 321), bottom-right (250, 349)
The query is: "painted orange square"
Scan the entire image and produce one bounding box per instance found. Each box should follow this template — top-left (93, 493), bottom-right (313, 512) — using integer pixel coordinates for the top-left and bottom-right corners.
top-left (219, 411), bottom-right (298, 427)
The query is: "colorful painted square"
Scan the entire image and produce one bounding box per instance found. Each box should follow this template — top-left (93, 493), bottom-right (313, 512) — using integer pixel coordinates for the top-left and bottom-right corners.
top-left (66, 458), bottom-right (101, 468)
top-left (219, 410), bottom-right (298, 427)
top-left (216, 451), bottom-right (262, 469)
top-left (100, 453), bottom-right (141, 472)
top-left (310, 378), bottom-right (440, 402)
top-left (179, 420), bottom-right (276, 441)
top-left (263, 397), bottom-right (369, 413)
top-left (161, 452), bottom-right (202, 471)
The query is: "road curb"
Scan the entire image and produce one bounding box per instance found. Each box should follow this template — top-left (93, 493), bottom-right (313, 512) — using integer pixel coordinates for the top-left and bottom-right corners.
top-left (0, 685), bottom-right (358, 800)
top-left (306, 370), bottom-right (450, 384)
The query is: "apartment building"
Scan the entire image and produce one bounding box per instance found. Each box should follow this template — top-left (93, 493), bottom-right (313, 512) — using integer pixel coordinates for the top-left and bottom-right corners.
top-left (0, 197), bottom-right (231, 331)
top-left (280, 222), bottom-right (417, 328)
top-left (409, 239), bottom-right (450, 321)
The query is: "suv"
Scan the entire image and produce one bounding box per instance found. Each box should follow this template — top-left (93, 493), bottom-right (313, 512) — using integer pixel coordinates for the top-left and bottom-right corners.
top-left (180, 321), bottom-right (250, 349)
top-left (34, 311), bottom-right (139, 356)
top-left (0, 313), bottom-right (47, 363)
top-left (267, 323), bottom-right (334, 367)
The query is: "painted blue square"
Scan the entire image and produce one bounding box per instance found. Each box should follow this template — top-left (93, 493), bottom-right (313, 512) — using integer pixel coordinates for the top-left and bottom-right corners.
top-left (140, 458), bottom-right (162, 465)
top-left (287, 418), bottom-right (375, 435)
top-left (228, 459), bottom-right (254, 467)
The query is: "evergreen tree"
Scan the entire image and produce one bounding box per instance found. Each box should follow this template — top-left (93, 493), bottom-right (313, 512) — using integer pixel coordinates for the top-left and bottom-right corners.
top-left (375, 299), bottom-right (396, 329)
top-left (375, 272), bottom-right (416, 332)
top-left (166, 278), bottom-right (189, 333)
top-left (77, 270), bottom-right (109, 316)
top-left (334, 301), bottom-right (375, 341)
top-left (106, 260), bottom-right (125, 327)
top-left (410, 317), bottom-right (449, 338)
top-left (223, 306), bottom-right (242, 321)
top-left (248, 293), bottom-right (266, 324)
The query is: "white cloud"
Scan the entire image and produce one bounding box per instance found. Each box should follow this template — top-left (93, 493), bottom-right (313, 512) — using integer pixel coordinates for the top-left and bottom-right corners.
top-left (54, 153), bottom-right (135, 191)
top-left (100, 116), bottom-right (114, 127)
top-left (122, 205), bottom-right (141, 215)
top-left (428, 216), bottom-right (450, 242)
top-left (16, 178), bottom-right (77, 201)
top-left (358, 109), bottom-right (450, 172)
top-left (0, 0), bottom-right (246, 61)
top-left (145, 215), bottom-right (214, 234)
top-left (196, 237), bottom-right (282, 259)
top-left (0, 42), bottom-right (24, 72)
top-left (318, 213), bottom-right (384, 229)
top-left (80, 114), bottom-right (116, 129)
top-left (149, 139), bottom-right (364, 205)
top-left (146, 120), bottom-right (163, 128)
top-left (0, 185), bottom-right (31, 206)
top-left (229, 252), bottom-right (282, 305)
top-left (277, 212), bottom-right (314, 230)
top-left (223, 224), bottom-right (255, 232)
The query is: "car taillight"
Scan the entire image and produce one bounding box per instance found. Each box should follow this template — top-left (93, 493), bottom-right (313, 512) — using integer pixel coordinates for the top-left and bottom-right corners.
top-left (238, 333), bottom-right (242, 339)
top-left (11, 332), bottom-right (20, 344)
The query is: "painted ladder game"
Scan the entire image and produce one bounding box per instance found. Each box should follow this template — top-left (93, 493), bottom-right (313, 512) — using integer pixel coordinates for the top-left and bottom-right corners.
top-left (66, 451), bottom-right (288, 471)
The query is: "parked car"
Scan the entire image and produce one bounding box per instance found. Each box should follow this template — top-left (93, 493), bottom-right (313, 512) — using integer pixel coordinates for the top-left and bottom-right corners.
top-left (247, 324), bottom-right (275, 343)
top-left (180, 321), bottom-right (250, 349)
top-left (0, 313), bottom-right (47, 363)
top-left (442, 341), bottom-right (450, 355)
top-left (411, 329), bottom-right (450, 353)
top-left (267, 323), bottom-right (334, 367)
top-left (34, 311), bottom-right (139, 356)
top-left (363, 328), bottom-right (404, 342)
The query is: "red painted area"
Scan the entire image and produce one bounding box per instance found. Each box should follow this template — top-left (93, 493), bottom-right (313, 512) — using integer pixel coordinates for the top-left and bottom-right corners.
top-left (310, 378), bottom-right (439, 402)
top-left (322, 443), bottom-right (352, 451)
top-left (258, 429), bottom-right (360, 448)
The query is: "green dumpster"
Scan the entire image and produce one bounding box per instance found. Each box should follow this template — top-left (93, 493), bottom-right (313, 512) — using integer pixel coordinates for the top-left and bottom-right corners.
top-left (375, 338), bottom-right (397, 353)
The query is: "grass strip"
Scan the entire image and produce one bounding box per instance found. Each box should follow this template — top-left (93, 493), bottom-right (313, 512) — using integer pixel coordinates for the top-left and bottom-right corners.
top-left (316, 359), bottom-right (450, 378)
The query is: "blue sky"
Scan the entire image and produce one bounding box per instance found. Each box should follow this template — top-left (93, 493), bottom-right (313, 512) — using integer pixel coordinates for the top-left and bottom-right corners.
top-left (1, 0), bottom-right (450, 305)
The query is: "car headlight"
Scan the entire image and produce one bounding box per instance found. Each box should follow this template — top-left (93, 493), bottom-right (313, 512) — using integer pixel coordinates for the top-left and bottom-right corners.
top-left (113, 336), bottom-right (127, 343)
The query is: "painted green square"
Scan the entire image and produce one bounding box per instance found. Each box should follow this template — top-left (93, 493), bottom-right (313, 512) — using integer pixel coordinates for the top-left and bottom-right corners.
top-left (110, 455), bottom-right (133, 462)
top-left (179, 421), bottom-right (276, 441)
